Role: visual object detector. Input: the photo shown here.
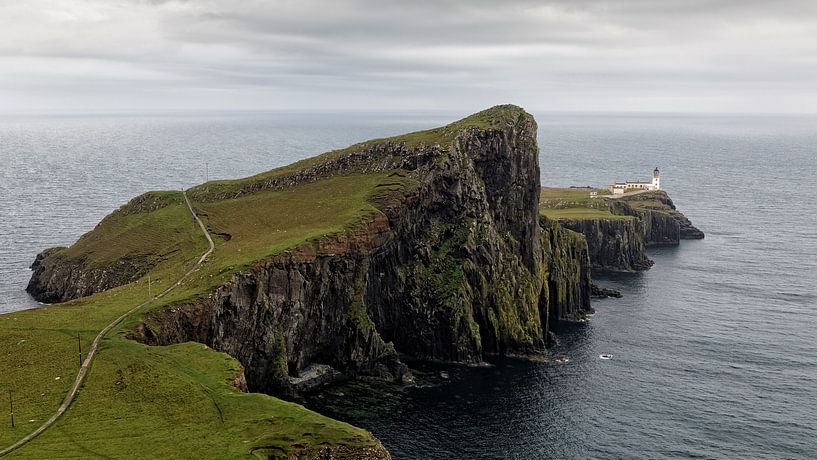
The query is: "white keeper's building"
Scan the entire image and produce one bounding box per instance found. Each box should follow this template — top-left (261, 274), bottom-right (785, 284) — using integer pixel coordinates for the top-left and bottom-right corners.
top-left (609, 168), bottom-right (661, 195)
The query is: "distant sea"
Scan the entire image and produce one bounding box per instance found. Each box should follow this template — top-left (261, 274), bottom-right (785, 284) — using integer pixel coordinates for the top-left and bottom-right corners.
top-left (1, 111), bottom-right (816, 458)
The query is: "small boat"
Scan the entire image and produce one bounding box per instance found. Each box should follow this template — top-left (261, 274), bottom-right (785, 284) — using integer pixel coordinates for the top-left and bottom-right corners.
top-left (599, 354), bottom-right (613, 360)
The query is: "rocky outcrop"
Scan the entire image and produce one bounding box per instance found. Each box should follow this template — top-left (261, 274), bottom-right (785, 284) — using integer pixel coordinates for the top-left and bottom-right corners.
top-left (539, 217), bottom-right (592, 322)
top-left (617, 191), bottom-right (704, 245)
top-left (557, 216), bottom-right (653, 271)
top-left (126, 105), bottom-right (594, 396)
top-left (251, 442), bottom-right (391, 460)
top-left (544, 191), bottom-right (703, 272)
top-left (26, 247), bottom-right (148, 303)
top-left (591, 283), bottom-right (622, 299)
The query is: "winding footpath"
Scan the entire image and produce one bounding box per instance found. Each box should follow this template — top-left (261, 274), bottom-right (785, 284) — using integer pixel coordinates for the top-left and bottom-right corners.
top-left (0, 191), bottom-right (214, 457)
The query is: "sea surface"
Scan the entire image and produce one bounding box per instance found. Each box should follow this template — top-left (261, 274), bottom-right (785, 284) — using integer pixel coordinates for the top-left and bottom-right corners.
top-left (1, 111), bottom-right (816, 458)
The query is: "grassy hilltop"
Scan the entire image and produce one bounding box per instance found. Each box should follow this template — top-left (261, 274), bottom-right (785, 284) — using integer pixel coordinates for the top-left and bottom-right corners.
top-left (1, 106), bottom-right (528, 458)
top-left (538, 187), bottom-right (677, 221)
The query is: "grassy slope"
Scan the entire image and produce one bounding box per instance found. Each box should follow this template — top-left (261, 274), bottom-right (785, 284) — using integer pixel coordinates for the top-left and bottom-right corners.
top-left (539, 187), bottom-right (633, 221)
top-left (1, 180), bottom-right (393, 458)
top-left (49, 192), bottom-right (202, 270)
top-left (190, 104), bottom-right (523, 199)
top-left (1, 105), bottom-right (524, 458)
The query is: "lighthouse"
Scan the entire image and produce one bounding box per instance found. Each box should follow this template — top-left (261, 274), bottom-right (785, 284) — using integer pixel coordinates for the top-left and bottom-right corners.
top-left (608, 168), bottom-right (663, 194)
top-left (652, 167), bottom-right (660, 190)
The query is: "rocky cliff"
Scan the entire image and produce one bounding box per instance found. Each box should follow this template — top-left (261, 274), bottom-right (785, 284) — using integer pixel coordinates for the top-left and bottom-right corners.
top-left (540, 190), bottom-right (703, 272)
top-left (557, 215), bottom-right (653, 272)
top-left (539, 216), bottom-right (592, 322)
top-left (27, 191), bottom-right (195, 303)
top-left (616, 191), bottom-right (705, 245)
top-left (20, 105), bottom-right (592, 396)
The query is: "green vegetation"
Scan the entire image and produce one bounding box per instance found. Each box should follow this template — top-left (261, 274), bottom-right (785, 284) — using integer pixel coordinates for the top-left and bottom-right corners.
top-left (539, 187), bottom-right (632, 221)
top-left (0, 174), bottom-right (401, 457)
top-left (539, 207), bottom-right (631, 220)
top-left (6, 337), bottom-right (377, 458)
top-left (539, 187), bottom-right (611, 203)
top-left (621, 191), bottom-right (673, 215)
top-left (196, 174), bottom-right (407, 273)
top-left (60, 191), bottom-right (203, 270)
top-left (190, 104), bottom-right (527, 200)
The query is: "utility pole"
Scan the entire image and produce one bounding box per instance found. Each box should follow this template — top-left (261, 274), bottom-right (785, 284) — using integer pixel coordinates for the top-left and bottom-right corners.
top-left (77, 333), bottom-right (83, 368)
top-left (148, 274), bottom-right (152, 298)
top-left (3, 388), bottom-right (13, 428)
top-left (205, 161), bottom-right (209, 182)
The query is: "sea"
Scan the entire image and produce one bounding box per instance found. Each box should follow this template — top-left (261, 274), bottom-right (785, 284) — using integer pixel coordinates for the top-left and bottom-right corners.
top-left (1, 111), bottom-right (815, 459)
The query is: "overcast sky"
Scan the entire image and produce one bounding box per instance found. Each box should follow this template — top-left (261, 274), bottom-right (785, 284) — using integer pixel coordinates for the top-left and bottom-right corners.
top-left (2, 0), bottom-right (817, 113)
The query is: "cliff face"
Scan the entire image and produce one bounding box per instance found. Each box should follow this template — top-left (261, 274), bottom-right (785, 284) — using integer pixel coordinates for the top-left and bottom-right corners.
top-left (617, 191), bottom-right (705, 245)
top-left (539, 217), bottom-right (592, 322)
top-left (541, 190), bottom-right (704, 272)
top-left (27, 247), bottom-right (147, 303)
top-left (557, 216), bottom-right (653, 272)
top-left (122, 106), bottom-right (593, 396)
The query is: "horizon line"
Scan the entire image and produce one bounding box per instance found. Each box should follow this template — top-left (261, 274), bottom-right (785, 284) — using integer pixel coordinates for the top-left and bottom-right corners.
top-left (1, 107), bottom-right (816, 118)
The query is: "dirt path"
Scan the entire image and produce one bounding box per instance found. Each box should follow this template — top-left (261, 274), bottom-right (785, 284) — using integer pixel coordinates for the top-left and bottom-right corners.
top-left (0, 190), bottom-right (214, 457)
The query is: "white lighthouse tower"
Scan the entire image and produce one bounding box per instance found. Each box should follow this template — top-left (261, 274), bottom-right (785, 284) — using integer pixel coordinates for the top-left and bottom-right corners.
top-left (652, 167), bottom-right (660, 190)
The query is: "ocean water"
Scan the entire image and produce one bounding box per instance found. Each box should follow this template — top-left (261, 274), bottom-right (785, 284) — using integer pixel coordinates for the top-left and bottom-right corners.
top-left (1, 112), bottom-right (816, 458)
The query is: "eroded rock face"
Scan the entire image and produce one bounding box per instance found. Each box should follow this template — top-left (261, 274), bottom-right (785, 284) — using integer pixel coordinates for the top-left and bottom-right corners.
top-left (26, 247), bottom-right (147, 303)
top-left (539, 217), bottom-right (592, 322)
top-left (553, 192), bottom-right (704, 272)
top-left (131, 108), bottom-right (594, 396)
top-left (619, 191), bottom-right (705, 244)
top-left (557, 217), bottom-right (654, 272)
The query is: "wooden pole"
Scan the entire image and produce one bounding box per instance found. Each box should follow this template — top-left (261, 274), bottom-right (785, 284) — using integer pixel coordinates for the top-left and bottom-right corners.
top-left (7, 389), bottom-right (13, 428)
top-left (77, 333), bottom-right (82, 368)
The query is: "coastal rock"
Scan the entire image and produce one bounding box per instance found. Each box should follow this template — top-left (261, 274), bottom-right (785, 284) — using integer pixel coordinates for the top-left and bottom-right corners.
top-left (543, 190), bottom-right (704, 272)
top-left (591, 283), bottom-right (623, 299)
top-left (557, 215), bottom-right (654, 272)
top-left (539, 216), bottom-right (593, 321)
top-left (618, 191), bottom-right (705, 243)
top-left (26, 246), bottom-right (147, 303)
top-left (126, 105), bottom-right (594, 396)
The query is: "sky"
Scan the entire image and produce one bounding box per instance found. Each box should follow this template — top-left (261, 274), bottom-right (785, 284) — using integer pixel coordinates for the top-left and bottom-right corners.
top-left (2, 0), bottom-right (817, 114)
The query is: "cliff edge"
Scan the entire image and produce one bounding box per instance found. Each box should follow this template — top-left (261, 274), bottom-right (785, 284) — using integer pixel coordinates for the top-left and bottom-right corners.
top-left (540, 188), bottom-right (703, 272)
top-left (29, 105), bottom-right (593, 398)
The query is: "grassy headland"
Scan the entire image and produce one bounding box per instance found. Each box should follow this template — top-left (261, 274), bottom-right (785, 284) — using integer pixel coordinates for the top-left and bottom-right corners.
top-left (1, 106), bottom-right (528, 457)
top-left (1, 188), bottom-right (386, 458)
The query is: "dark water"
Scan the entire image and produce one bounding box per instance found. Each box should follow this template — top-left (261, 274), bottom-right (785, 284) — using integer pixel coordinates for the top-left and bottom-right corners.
top-left (2, 112), bottom-right (816, 458)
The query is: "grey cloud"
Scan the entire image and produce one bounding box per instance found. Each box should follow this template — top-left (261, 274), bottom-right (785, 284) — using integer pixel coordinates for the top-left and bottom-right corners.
top-left (1, 0), bottom-right (816, 112)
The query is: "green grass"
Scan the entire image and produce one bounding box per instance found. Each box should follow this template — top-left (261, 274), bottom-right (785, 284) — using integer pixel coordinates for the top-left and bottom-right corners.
top-left (8, 340), bottom-right (377, 459)
top-left (61, 191), bottom-right (199, 270)
top-left (190, 104), bottom-right (528, 200)
top-left (196, 173), bottom-right (409, 273)
top-left (538, 188), bottom-right (633, 221)
top-left (539, 207), bottom-right (632, 220)
top-left (0, 177), bottom-right (400, 457)
top-left (539, 187), bottom-right (610, 208)
top-left (622, 192), bottom-right (672, 211)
